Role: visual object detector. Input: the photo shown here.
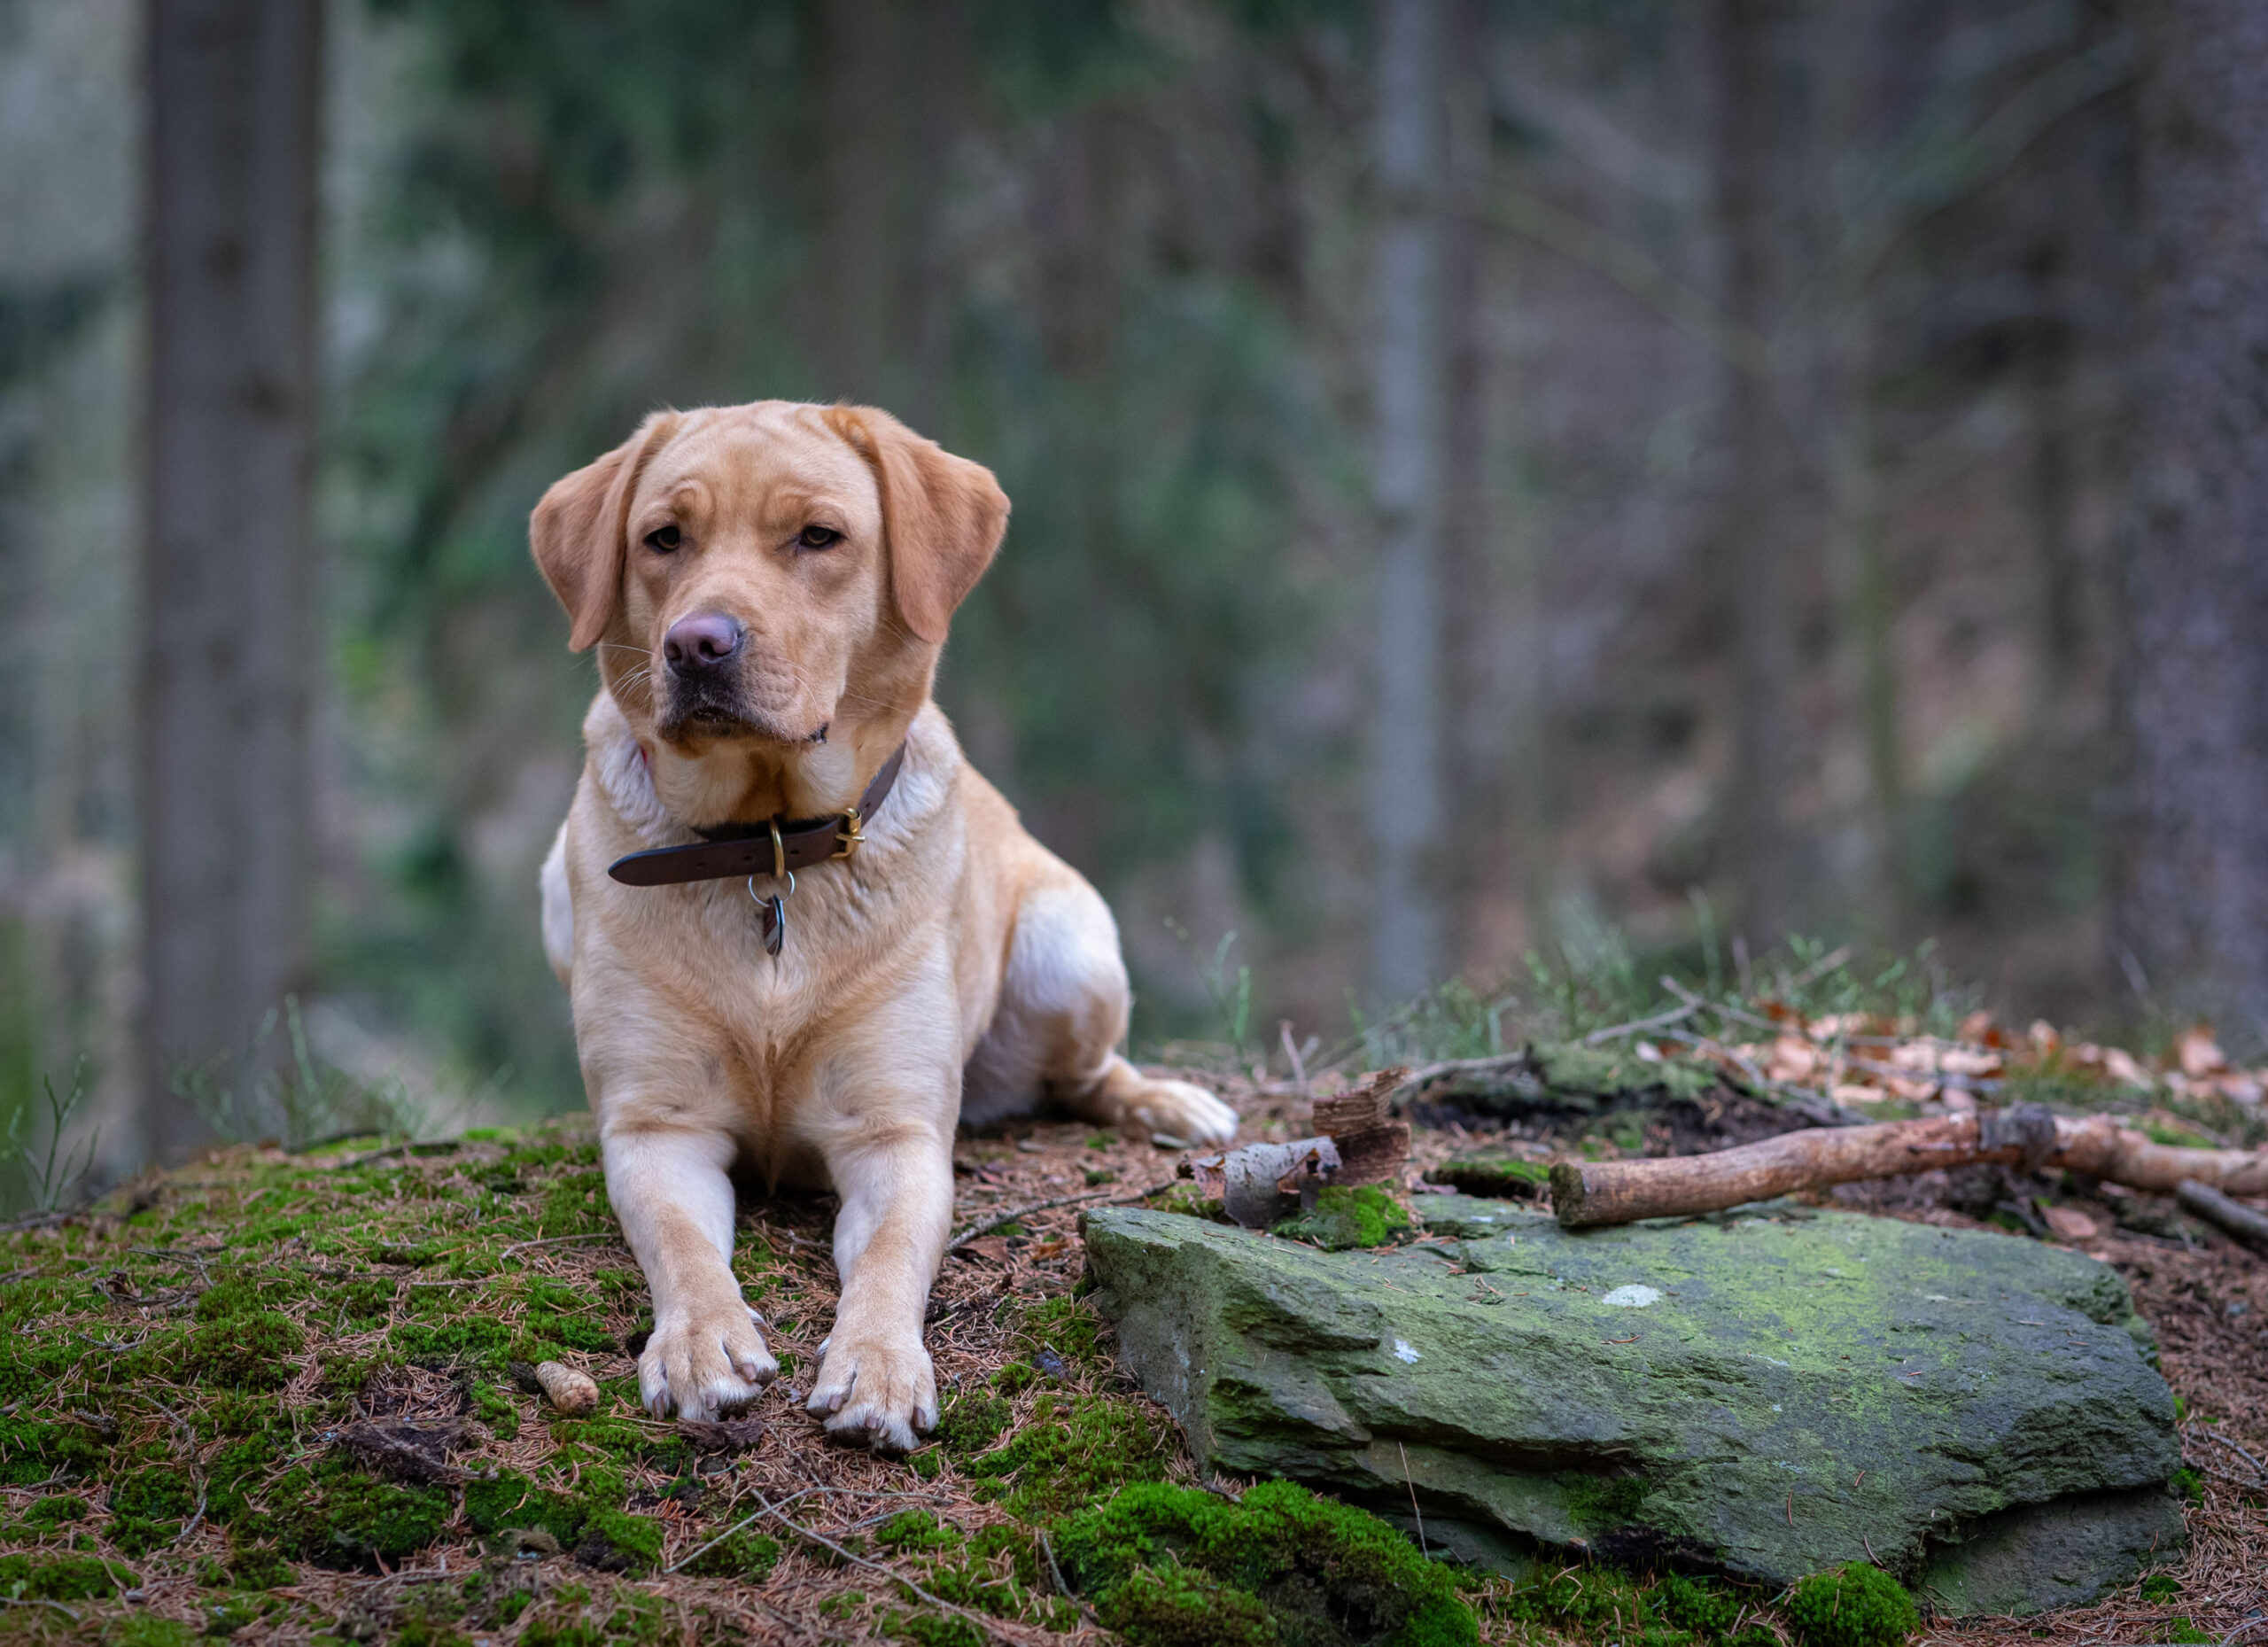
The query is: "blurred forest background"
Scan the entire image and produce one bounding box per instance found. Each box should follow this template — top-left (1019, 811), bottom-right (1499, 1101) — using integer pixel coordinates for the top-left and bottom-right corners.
top-left (1, 0), bottom-right (2261, 1182)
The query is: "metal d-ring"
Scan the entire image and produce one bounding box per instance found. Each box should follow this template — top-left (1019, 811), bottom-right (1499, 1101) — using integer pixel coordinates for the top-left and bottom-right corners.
top-left (746, 870), bottom-right (794, 902)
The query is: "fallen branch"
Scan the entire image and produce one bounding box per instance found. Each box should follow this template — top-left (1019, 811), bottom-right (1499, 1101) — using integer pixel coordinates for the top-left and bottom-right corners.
top-left (1551, 1107), bottom-right (2268, 1228)
top-left (944, 1187), bottom-right (1146, 1254)
top-left (2176, 1179), bottom-right (2268, 1254)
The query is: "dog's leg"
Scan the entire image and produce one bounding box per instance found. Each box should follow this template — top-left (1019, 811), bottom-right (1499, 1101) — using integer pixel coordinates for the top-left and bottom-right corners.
top-left (803, 1109), bottom-right (953, 1453)
top-left (603, 1122), bottom-right (777, 1419)
top-left (540, 820), bottom-right (574, 987)
top-left (969, 879), bottom-right (1239, 1146)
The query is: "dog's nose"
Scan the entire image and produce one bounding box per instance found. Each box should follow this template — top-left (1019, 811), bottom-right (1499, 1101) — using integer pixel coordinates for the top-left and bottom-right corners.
top-left (664, 612), bottom-right (744, 676)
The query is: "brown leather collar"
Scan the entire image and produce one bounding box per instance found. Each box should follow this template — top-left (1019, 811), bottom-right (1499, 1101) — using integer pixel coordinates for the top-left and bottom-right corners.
top-left (606, 743), bottom-right (907, 888)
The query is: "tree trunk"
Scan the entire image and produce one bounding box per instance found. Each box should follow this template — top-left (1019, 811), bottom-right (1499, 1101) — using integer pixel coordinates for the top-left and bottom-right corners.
top-left (140, 0), bottom-right (322, 1161)
top-left (2114, 1), bottom-right (2268, 1044)
top-left (818, 0), bottom-right (898, 404)
top-left (1712, 0), bottom-right (1798, 950)
top-left (1438, 0), bottom-right (1498, 979)
top-left (1369, 0), bottom-right (1448, 1005)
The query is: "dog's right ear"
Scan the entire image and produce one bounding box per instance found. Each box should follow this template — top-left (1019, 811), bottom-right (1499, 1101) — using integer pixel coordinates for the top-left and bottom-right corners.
top-left (530, 412), bottom-right (680, 653)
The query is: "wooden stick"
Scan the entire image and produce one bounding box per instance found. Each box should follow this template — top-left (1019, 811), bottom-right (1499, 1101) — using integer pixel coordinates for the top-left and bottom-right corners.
top-left (2176, 1178), bottom-right (2268, 1253)
top-left (1551, 1108), bottom-right (2268, 1228)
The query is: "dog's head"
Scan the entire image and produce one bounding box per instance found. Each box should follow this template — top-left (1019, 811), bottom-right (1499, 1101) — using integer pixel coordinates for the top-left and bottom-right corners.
top-left (530, 401), bottom-right (1008, 751)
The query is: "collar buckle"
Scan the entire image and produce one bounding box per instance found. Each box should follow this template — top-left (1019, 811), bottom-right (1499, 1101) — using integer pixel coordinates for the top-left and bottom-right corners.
top-left (832, 806), bottom-right (866, 861)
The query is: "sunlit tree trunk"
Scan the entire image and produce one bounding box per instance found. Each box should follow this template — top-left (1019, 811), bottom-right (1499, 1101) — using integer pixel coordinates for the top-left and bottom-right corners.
top-left (2113, 0), bottom-right (2268, 1041)
top-left (1712, 0), bottom-right (1797, 951)
top-left (139, 0), bottom-right (322, 1161)
top-left (1369, 0), bottom-right (1447, 1005)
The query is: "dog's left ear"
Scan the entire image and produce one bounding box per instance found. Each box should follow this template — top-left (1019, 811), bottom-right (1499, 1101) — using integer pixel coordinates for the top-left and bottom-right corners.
top-left (531, 411), bottom-right (680, 653)
top-left (825, 406), bottom-right (1009, 646)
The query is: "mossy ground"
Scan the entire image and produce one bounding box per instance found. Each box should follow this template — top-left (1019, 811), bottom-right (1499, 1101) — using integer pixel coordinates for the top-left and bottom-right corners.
top-left (0, 1063), bottom-right (2256, 1646)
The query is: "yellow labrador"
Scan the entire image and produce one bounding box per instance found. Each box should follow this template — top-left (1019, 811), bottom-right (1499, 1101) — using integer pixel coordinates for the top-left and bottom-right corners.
top-left (532, 401), bottom-right (1238, 1450)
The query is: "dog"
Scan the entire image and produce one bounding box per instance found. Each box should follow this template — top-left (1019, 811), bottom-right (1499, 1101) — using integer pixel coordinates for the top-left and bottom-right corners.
top-left (531, 400), bottom-right (1239, 1451)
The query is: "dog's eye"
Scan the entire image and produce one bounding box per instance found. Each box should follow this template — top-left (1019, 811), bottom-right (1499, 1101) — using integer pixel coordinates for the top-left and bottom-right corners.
top-left (644, 524), bottom-right (681, 553)
top-left (796, 524), bottom-right (842, 551)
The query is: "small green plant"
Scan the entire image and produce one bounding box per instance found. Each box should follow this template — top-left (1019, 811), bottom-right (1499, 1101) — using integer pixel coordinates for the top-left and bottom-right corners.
top-left (168, 995), bottom-right (444, 1151)
top-left (2138, 1573), bottom-right (2181, 1603)
top-left (1783, 1563), bottom-right (1917, 1647)
top-left (2167, 1620), bottom-right (2216, 1645)
top-left (1169, 921), bottom-right (1254, 1049)
top-left (2, 1059), bottom-right (100, 1213)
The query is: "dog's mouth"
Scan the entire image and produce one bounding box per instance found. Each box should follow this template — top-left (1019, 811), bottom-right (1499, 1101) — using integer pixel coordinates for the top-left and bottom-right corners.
top-left (659, 682), bottom-right (828, 747)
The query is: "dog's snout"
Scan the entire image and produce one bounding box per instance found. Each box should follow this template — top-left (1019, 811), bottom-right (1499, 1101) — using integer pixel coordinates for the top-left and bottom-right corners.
top-left (664, 612), bottom-right (745, 676)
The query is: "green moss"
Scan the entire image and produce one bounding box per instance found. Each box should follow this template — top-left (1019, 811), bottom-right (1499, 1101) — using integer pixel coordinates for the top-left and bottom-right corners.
top-left (266, 1460), bottom-right (454, 1570)
top-left (1563, 1471), bottom-right (1650, 1533)
top-left (932, 1391), bottom-right (1013, 1456)
top-left (462, 1472), bottom-right (588, 1543)
top-left (2139, 1573), bottom-right (2182, 1603)
top-left (2168, 1618), bottom-right (2217, 1644)
top-left (680, 1527), bottom-right (781, 1581)
top-left (966, 1393), bottom-right (1171, 1517)
top-left (0, 1414), bottom-right (111, 1482)
top-left (1784, 1565), bottom-right (1917, 1647)
top-left (1011, 1296), bottom-right (1106, 1367)
top-left (0, 1551), bottom-right (135, 1600)
top-left (1055, 1480), bottom-right (1476, 1647)
top-left (573, 1508), bottom-right (663, 1573)
top-left (1099, 1564), bottom-right (1283, 1647)
top-left (178, 1309), bottom-right (305, 1389)
top-left (875, 1509), bottom-right (961, 1552)
top-left (469, 1379), bottom-right (521, 1440)
top-left (24, 1494), bottom-right (87, 1526)
top-left (1146, 1182), bottom-right (1231, 1222)
top-left (392, 1316), bottom-right (512, 1371)
top-left (1273, 1185), bottom-right (1414, 1252)
top-left (193, 1277), bottom-right (265, 1322)
top-left (1425, 1153), bottom-right (1552, 1199)
top-left (226, 1542), bottom-right (297, 1590)
top-left (107, 1617), bottom-right (197, 1647)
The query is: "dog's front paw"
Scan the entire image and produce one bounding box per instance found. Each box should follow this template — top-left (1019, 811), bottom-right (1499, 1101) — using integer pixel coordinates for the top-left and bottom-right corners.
top-left (1124, 1076), bottom-right (1239, 1147)
top-left (640, 1300), bottom-right (777, 1420)
top-left (804, 1331), bottom-right (936, 1453)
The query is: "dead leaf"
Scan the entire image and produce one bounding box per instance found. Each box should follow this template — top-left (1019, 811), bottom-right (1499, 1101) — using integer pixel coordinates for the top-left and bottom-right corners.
top-left (958, 1236), bottom-right (1012, 1263)
top-left (2041, 1206), bottom-right (2098, 1242)
top-left (1957, 1010), bottom-right (1996, 1045)
top-left (2177, 1025), bottom-right (2229, 1080)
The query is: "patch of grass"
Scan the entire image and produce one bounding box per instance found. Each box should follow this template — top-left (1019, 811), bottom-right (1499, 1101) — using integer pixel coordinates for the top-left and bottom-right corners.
top-left (1273, 1185), bottom-right (1412, 1251)
top-left (1054, 1479), bottom-right (1477, 1647)
top-left (1783, 1564), bottom-right (1917, 1647)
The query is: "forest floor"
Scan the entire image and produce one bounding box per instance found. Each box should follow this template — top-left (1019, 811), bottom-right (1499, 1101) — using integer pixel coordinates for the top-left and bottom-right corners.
top-left (1, 1005), bottom-right (2264, 1647)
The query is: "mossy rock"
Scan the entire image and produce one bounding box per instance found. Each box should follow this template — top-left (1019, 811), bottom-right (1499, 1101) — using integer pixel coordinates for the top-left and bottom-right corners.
top-left (1053, 1479), bottom-right (1477, 1647)
top-left (1085, 1199), bottom-right (2184, 1610)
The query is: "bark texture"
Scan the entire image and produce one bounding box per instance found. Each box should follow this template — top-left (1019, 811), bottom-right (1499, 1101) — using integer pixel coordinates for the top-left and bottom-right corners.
top-left (2115, 1), bottom-right (2268, 1042)
top-left (139, 0), bottom-right (322, 1161)
top-left (1370, 0), bottom-right (1448, 1004)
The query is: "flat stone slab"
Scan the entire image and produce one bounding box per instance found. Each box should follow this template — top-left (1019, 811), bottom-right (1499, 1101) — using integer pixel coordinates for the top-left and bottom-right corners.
top-left (1084, 1198), bottom-right (2183, 1614)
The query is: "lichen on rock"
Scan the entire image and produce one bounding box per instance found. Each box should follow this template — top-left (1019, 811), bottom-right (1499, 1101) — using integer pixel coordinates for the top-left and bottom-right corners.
top-left (1085, 1196), bottom-right (2185, 1614)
